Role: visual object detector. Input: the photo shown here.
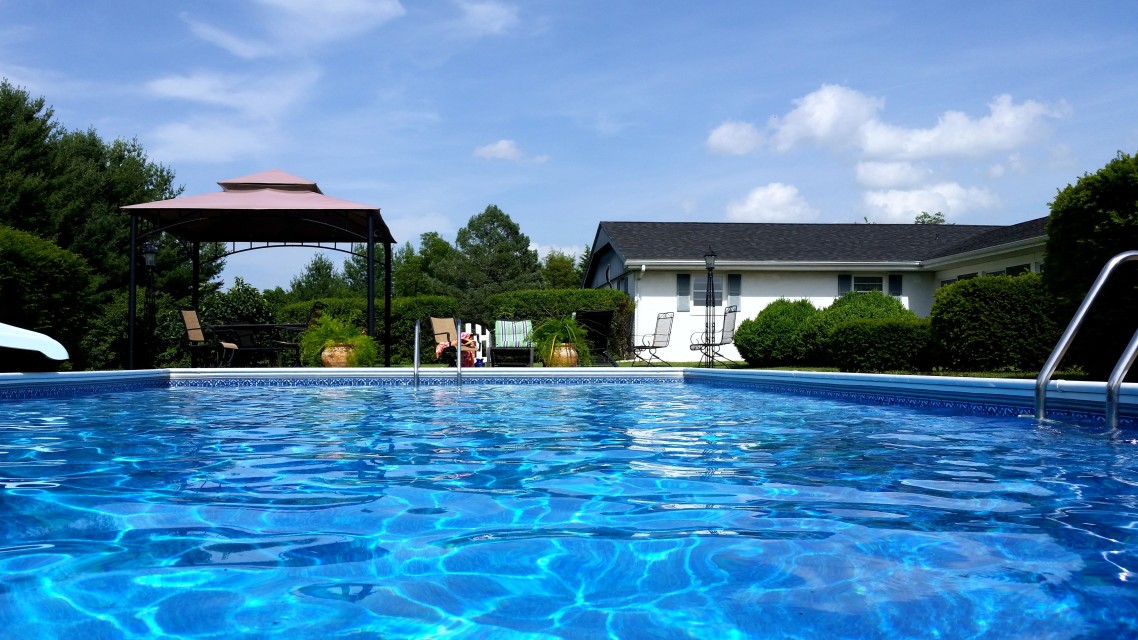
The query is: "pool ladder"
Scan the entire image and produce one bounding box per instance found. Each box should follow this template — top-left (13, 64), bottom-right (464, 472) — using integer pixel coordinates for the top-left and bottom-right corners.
top-left (1034, 250), bottom-right (1138, 428)
top-left (412, 318), bottom-right (464, 389)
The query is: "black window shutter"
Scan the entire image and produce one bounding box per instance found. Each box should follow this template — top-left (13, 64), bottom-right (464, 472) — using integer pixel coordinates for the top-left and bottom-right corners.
top-left (838, 274), bottom-right (852, 294)
top-left (888, 275), bottom-right (903, 296)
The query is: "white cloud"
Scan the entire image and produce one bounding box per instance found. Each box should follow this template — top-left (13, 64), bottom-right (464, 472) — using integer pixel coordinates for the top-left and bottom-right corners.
top-left (770, 84), bottom-right (883, 152)
top-left (859, 94), bottom-right (1069, 160)
top-left (456, 1), bottom-right (519, 36)
top-left (149, 119), bottom-right (272, 163)
top-left (145, 69), bottom-right (321, 119)
top-left (530, 243), bottom-right (585, 260)
top-left (862, 183), bottom-right (998, 222)
top-left (726, 183), bottom-right (818, 222)
top-left (706, 120), bottom-right (763, 155)
top-left (473, 139), bottom-right (548, 163)
top-left (183, 0), bottom-right (405, 58)
top-left (855, 161), bottom-right (930, 189)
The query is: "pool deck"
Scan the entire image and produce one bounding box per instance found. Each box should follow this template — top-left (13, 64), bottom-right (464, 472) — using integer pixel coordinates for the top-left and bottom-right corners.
top-left (1, 367), bottom-right (1135, 425)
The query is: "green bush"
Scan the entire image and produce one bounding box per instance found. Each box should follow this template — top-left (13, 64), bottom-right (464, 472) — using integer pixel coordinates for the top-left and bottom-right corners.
top-left (734, 298), bottom-right (818, 367)
top-left (929, 273), bottom-right (1058, 372)
top-left (485, 288), bottom-right (633, 359)
top-left (0, 225), bottom-right (94, 370)
top-left (798, 291), bottom-right (917, 366)
top-left (200, 277), bottom-right (275, 326)
top-left (1043, 151), bottom-right (1138, 379)
top-left (299, 315), bottom-right (378, 367)
top-left (831, 317), bottom-right (931, 373)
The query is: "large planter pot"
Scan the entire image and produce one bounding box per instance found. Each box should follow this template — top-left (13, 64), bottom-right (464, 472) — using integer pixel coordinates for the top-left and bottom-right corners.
top-left (546, 343), bottom-right (578, 367)
top-left (320, 344), bottom-right (354, 367)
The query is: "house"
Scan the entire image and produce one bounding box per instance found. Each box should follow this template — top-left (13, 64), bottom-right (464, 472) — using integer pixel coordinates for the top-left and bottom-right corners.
top-left (581, 217), bottom-right (1048, 363)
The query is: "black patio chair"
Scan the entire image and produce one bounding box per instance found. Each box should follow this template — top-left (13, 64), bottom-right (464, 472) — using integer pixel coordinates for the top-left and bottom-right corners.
top-left (689, 305), bottom-right (741, 367)
top-left (633, 312), bottom-right (674, 366)
top-left (576, 309), bottom-right (618, 366)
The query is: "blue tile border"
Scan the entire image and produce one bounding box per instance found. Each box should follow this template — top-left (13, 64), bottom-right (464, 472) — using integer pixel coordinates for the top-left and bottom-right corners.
top-left (1, 367), bottom-right (1134, 428)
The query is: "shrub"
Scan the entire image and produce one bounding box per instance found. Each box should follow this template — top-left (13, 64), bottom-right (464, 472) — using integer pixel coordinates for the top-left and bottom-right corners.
top-left (734, 298), bottom-right (818, 367)
top-left (299, 315), bottom-right (378, 367)
top-left (0, 225), bottom-right (94, 370)
top-left (831, 317), bottom-right (931, 373)
top-left (200, 277), bottom-right (275, 326)
top-left (1043, 151), bottom-right (1138, 379)
top-left (486, 288), bottom-right (634, 359)
top-left (929, 273), bottom-right (1058, 372)
top-left (798, 291), bottom-right (917, 366)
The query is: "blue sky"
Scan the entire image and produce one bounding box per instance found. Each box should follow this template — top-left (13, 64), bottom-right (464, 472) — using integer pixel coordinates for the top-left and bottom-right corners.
top-left (2, 1), bottom-right (1136, 290)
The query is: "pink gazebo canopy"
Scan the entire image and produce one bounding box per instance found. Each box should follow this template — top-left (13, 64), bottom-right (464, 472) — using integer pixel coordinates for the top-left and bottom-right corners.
top-left (122, 169), bottom-right (394, 244)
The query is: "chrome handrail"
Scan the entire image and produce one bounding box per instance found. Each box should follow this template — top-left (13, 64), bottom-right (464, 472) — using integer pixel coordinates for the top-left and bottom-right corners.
top-left (455, 317), bottom-right (462, 387)
top-left (1107, 328), bottom-right (1138, 429)
top-left (413, 319), bottom-right (420, 388)
top-left (1035, 250), bottom-right (1138, 423)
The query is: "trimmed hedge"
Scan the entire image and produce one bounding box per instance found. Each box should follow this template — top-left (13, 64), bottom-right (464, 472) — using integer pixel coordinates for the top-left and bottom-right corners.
top-left (798, 291), bottom-right (917, 366)
top-left (929, 273), bottom-right (1058, 372)
top-left (831, 317), bottom-right (931, 373)
top-left (485, 288), bottom-right (634, 359)
top-left (734, 298), bottom-right (818, 367)
top-left (0, 225), bottom-right (94, 370)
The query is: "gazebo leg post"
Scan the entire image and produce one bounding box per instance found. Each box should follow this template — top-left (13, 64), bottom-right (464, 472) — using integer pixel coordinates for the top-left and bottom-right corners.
top-left (128, 216), bottom-right (138, 369)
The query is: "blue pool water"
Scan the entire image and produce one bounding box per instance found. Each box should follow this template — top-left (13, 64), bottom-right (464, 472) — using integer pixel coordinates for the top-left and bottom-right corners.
top-left (1, 382), bottom-right (1137, 639)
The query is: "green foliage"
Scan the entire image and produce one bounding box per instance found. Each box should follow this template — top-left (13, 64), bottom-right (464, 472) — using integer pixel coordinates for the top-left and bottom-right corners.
top-left (1044, 150), bottom-right (1138, 379)
top-left (540, 250), bottom-right (581, 289)
top-left (831, 318), bottom-right (931, 373)
top-left (299, 315), bottom-right (377, 367)
top-left (914, 211), bottom-right (946, 224)
top-left (449, 205), bottom-right (543, 321)
top-left (287, 253), bottom-right (352, 301)
top-left (200, 277), bottom-right (275, 326)
top-left (0, 224), bottom-right (94, 370)
top-left (798, 291), bottom-right (917, 366)
top-left (485, 288), bottom-right (634, 359)
top-left (734, 298), bottom-right (818, 367)
top-left (529, 316), bottom-right (591, 366)
top-left (930, 273), bottom-right (1058, 372)
top-left (276, 294), bottom-right (459, 365)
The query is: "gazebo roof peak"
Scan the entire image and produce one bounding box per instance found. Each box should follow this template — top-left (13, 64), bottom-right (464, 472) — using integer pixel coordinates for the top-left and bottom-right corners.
top-left (218, 169), bottom-right (323, 194)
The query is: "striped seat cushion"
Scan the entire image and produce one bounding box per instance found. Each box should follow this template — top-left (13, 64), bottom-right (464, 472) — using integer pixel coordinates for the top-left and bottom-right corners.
top-left (495, 320), bottom-right (533, 348)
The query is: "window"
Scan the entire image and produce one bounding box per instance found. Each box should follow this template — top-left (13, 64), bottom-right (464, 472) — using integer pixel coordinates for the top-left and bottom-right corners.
top-left (1006, 264), bottom-right (1031, 276)
top-left (888, 275), bottom-right (902, 297)
top-left (727, 274), bottom-right (742, 308)
top-left (692, 275), bottom-right (723, 307)
top-left (853, 276), bottom-right (883, 292)
top-left (676, 274), bottom-right (690, 312)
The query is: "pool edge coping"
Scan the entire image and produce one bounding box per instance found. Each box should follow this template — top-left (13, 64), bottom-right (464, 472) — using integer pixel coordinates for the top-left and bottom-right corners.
top-left (2, 367), bottom-right (1135, 424)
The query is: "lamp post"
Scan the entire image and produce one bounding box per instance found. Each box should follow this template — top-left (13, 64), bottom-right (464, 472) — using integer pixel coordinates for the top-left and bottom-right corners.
top-left (142, 240), bottom-right (158, 368)
top-left (704, 245), bottom-right (716, 368)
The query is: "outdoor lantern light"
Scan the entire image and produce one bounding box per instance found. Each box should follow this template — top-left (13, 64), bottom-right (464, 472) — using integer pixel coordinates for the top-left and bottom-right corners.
top-left (704, 246), bottom-right (717, 271)
top-left (142, 240), bottom-right (158, 268)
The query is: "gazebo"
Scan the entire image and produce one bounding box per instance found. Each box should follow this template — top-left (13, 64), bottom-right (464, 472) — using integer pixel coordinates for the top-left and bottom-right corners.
top-left (122, 170), bottom-right (396, 368)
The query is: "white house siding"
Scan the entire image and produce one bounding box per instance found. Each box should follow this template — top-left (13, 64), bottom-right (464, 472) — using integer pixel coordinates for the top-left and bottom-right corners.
top-left (932, 246), bottom-right (1045, 287)
top-left (631, 269), bottom-right (927, 364)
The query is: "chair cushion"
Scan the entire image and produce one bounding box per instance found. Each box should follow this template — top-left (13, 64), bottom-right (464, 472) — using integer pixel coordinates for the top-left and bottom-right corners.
top-left (495, 320), bottom-right (532, 348)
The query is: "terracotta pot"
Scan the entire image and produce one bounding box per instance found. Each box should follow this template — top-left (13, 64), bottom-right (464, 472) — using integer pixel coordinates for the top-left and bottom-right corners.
top-left (546, 343), bottom-right (578, 367)
top-left (321, 344), bottom-right (354, 367)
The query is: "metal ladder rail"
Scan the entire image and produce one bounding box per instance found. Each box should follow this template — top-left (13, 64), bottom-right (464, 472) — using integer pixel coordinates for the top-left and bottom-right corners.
top-left (413, 319), bottom-right (421, 388)
top-left (1106, 327), bottom-right (1138, 429)
top-left (455, 317), bottom-right (463, 388)
top-left (1035, 250), bottom-right (1138, 423)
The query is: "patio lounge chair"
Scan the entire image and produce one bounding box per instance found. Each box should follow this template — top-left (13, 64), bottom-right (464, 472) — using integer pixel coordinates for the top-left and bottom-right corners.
top-left (182, 309), bottom-right (237, 367)
top-left (576, 309), bottom-right (618, 366)
top-left (430, 316), bottom-right (475, 367)
top-left (632, 312), bottom-right (673, 366)
top-left (689, 305), bottom-right (741, 367)
top-left (490, 319), bottom-right (534, 367)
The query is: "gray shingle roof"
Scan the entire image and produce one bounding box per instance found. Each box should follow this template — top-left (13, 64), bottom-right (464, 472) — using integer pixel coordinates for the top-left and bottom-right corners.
top-left (597, 221), bottom-right (1031, 263)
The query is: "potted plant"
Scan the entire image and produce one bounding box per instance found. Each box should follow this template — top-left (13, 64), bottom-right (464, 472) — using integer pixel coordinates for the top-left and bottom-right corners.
top-left (299, 315), bottom-right (378, 367)
top-left (529, 316), bottom-right (592, 367)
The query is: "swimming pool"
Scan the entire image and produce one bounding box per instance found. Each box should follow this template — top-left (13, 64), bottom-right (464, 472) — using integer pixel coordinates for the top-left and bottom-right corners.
top-left (2, 376), bottom-right (1137, 638)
